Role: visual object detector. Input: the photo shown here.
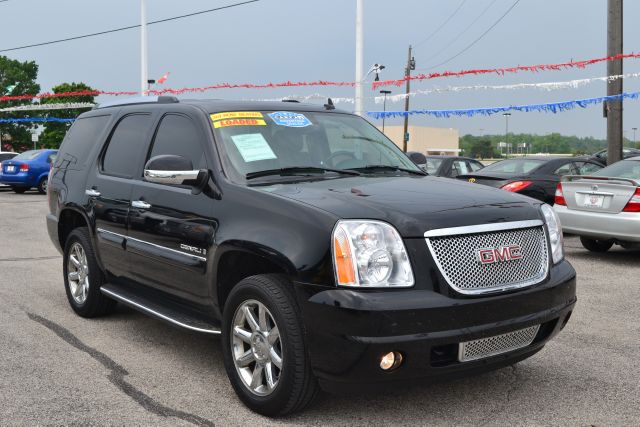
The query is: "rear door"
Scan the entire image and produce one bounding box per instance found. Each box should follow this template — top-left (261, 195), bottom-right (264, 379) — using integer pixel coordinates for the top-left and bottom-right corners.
top-left (127, 112), bottom-right (216, 303)
top-left (85, 113), bottom-right (154, 278)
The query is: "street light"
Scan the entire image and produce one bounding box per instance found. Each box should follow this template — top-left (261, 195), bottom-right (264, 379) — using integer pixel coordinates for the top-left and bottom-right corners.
top-left (633, 127), bottom-right (638, 146)
top-left (503, 112), bottom-right (511, 157)
top-left (379, 90), bottom-right (391, 133)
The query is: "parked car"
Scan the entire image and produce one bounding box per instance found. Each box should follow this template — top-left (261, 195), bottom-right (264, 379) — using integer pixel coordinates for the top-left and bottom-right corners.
top-left (0, 151), bottom-right (18, 187)
top-left (47, 97), bottom-right (575, 416)
top-left (0, 149), bottom-right (57, 194)
top-left (458, 156), bottom-right (603, 204)
top-left (423, 155), bottom-right (485, 177)
top-left (554, 156), bottom-right (640, 252)
top-left (587, 147), bottom-right (640, 166)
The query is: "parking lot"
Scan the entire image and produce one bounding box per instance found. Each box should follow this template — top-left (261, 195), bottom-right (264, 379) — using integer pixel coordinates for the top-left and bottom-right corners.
top-left (0, 188), bottom-right (637, 426)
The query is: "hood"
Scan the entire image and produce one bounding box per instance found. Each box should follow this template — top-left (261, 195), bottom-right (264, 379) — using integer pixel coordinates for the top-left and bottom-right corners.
top-left (255, 175), bottom-right (542, 237)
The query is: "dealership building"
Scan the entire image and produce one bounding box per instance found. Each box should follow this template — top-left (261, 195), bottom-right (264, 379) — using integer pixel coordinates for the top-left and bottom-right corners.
top-left (381, 126), bottom-right (460, 155)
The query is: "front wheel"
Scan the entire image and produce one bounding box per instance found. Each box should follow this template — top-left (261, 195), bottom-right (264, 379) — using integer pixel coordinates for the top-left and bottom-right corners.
top-left (221, 274), bottom-right (318, 416)
top-left (580, 236), bottom-right (614, 252)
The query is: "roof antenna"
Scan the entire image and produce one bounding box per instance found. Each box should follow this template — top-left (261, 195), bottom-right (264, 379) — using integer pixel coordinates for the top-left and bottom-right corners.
top-left (324, 98), bottom-right (335, 110)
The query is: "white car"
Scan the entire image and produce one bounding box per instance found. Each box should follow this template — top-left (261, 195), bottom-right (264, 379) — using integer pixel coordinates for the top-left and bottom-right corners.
top-left (554, 156), bottom-right (640, 252)
top-left (0, 152), bottom-right (18, 186)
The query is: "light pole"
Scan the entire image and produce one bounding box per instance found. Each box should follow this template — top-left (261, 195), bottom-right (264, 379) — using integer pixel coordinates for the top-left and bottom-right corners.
top-left (633, 127), bottom-right (638, 146)
top-left (503, 112), bottom-right (511, 157)
top-left (380, 90), bottom-right (391, 133)
top-left (140, 0), bottom-right (149, 95)
top-left (354, 0), bottom-right (364, 116)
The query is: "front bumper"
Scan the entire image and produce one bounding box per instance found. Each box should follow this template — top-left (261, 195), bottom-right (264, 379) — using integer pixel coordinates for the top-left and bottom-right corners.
top-left (555, 204), bottom-right (640, 242)
top-left (295, 260), bottom-right (576, 392)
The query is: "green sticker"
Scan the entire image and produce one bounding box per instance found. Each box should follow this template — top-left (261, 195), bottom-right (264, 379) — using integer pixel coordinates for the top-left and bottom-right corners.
top-left (231, 133), bottom-right (277, 163)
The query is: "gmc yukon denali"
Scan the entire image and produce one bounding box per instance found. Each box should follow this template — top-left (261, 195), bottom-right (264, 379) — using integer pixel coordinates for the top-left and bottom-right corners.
top-left (46, 96), bottom-right (576, 416)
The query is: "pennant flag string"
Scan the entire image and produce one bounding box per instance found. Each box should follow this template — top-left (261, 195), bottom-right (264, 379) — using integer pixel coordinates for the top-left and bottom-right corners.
top-left (0, 117), bottom-right (75, 123)
top-left (0, 102), bottom-right (95, 112)
top-left (373, 52), bottom-right (640, 89)
top-left (366, 92), bottom-right (640, 119)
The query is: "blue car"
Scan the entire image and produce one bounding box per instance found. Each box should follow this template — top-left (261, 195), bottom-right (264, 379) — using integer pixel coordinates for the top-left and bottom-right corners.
top-left (0, 149), bottom-right (58, 194)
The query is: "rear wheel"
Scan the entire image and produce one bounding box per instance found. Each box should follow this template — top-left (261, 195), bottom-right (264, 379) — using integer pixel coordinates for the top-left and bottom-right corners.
top-left (37, 177), bottom-right (48, 194)
top-left (580, 237), bottom-right (614, 253)
top-left (12, 186), bottom-right (27, 194)
top-left (63, 227), bottom-right (116, 317)
top-left (221, 274), bottom-right (318, 416)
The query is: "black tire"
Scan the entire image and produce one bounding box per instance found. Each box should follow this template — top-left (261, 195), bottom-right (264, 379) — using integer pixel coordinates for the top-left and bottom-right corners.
top-left (12, 186), bottom-right (27, 194)
top-left (63, 227), bottom-right (116, 317)
top-left (221, 274), bottom-right (318, 416)
top-left (580, 236), bottom-right (614, 253)
top-left (37, 177), bottom-right (48, 194)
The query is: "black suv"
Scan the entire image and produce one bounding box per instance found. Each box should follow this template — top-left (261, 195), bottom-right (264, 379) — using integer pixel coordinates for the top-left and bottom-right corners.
top-left (47, 97), bottom-right (576, 416)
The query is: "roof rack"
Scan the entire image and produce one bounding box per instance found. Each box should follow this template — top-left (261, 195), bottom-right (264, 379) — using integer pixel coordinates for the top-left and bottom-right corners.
top-left (94, 95), bottom-right (179, 110)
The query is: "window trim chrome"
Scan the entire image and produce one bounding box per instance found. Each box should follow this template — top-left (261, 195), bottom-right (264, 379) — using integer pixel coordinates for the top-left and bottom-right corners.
top-left (424, 220), bottom-right (549, 296)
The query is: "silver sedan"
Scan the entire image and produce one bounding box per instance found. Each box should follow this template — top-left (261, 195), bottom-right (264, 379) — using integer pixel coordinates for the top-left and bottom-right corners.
top-left (553, 157), bottom-right (640, 252)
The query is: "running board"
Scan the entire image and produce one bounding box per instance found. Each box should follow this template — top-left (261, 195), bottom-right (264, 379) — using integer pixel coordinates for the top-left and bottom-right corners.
top-left (101, 283), bottom-right (221, 335)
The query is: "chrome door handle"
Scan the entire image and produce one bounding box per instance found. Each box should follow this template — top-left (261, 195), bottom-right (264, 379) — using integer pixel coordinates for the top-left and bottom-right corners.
top-left (85, 189), bottom-right (101, 197)
top-left (131, 200), bottom-right (151, 209)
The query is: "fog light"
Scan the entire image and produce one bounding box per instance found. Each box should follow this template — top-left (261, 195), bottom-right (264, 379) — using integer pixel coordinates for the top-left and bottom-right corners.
top-left (380, 351), bottom-right (403, 371)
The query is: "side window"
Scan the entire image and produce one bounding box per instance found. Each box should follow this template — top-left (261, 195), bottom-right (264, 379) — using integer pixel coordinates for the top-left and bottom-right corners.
top-left (451, 160), bottom-right (471, 177)
top-left (102, 114), bottom-right (151, 178)
top-left (148, 114), bottom-right (206, 170)
top-left (469, 160), bottom-right (484, 172)
top-left (554, 162), bottom-right (573, 176)
top-left (576, 162), bottom-right (602, 175)
top-left (57, 115), bottom-right (110, 168)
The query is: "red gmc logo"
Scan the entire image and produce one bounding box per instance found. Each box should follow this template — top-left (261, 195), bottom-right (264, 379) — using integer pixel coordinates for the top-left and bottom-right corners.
top-left (476, 245), bottom-right (523, 264)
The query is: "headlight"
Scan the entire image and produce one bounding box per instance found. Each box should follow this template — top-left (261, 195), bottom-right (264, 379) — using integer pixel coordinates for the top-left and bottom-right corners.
top-left (332, 220), bottom-right (414, 288)
top-left (540, 204), bottom-right (563, 264)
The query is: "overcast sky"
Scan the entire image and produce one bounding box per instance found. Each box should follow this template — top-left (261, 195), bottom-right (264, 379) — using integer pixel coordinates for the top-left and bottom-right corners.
top-left (2, 0), bottom-right (639, 139)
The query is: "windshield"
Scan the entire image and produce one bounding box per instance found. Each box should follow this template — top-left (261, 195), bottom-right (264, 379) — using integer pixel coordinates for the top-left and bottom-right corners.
top-left (482, 159), bottom-right (545, 174)
top-left (425, 158), bottom-right (443, 174)
top-left (13, 150), bottom-right (43, 161)
top-left (210, 110), bottom-right (420, 182)
top-left (594, 160), bottom-right (640, 179)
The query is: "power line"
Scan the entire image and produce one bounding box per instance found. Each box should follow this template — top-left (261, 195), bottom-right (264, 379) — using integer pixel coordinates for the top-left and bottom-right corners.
top-left (419, 0), bottom-right (499, 68)
top-left (413, 0), bottom-right (467, 49)
top-left (0, 0), bottom-right (260, 53)
top-left (421, 0), bottom-right (521, 71)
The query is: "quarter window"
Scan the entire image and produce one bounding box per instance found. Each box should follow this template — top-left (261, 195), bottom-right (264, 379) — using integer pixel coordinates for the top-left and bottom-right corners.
top-left (148, 114), bottom-right (206, 170)
top-left (102, 114), bottom-right (151, 177)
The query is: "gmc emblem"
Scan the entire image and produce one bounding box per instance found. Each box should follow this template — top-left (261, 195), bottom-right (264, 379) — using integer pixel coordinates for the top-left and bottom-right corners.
top-left (476, 245), bottom-right (523, 264)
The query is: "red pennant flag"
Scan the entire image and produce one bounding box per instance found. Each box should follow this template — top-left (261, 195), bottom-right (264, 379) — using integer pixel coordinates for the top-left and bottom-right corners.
top-left (157, 72), bottom-right (170, 84)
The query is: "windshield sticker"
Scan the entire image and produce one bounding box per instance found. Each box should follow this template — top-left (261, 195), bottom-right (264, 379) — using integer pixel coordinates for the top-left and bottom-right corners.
top-left (214, 118), bottom-right (266, 128)
top-left (231, 133), bottom-right (277, 162)
top-left (210, 112), bottom-right (263, 122)
top-left (268, 111), bottom-right (312, 128)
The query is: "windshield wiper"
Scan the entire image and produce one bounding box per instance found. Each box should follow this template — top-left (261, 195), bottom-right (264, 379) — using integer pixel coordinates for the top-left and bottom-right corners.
top-left (246, 166), bottom-right (361, 180)
top-left (342, 135), bottom-right (383, 144)
top-left (353, 165), bottom-right (427, 176)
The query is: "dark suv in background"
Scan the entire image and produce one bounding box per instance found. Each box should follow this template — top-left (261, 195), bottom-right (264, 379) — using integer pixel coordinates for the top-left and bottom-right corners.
top-left (47, 97), bottom-right (576, 416)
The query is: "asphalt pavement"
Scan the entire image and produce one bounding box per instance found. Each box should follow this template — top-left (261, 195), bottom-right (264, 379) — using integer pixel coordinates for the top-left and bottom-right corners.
top-left (0, 188), bottom-right (638, 426)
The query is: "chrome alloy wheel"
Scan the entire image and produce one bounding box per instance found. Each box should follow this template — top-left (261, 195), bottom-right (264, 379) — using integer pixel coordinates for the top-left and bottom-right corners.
top-left (231, 299), bottom-right (282, 396)
top-left (67, 242), bottom-right (89, 304)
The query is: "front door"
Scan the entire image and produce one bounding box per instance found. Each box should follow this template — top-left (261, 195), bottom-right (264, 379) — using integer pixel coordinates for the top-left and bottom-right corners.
top-left (127, 113), bottom-right (217, 304)
top-left (86, 113), bottom-right (153, 279)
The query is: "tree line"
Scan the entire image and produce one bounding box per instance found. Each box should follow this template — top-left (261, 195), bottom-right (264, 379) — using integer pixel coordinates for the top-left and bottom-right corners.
top-left (0, 55), bottom-right (95, 152)
top-left (460, 133), bottom-right (639, 159)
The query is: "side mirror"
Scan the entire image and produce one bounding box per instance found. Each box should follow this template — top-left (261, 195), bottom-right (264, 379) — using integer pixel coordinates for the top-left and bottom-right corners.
top-left (144, 155), bottom-right (205, 186)
top-left (406, 151), bottom-right (426, 166)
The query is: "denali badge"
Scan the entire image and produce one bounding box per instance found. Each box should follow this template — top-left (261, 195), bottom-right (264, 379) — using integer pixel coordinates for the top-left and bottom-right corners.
top-left (476, 245), bottom-right (523, 264)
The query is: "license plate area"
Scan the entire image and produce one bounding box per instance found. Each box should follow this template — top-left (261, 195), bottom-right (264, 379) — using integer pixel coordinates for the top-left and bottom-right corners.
top-left (6, 165), bottom-right (15, 173)
top-left (583, 194), bottom-right (605, 208)
top-left (458, 325), bottom-right (540, 362)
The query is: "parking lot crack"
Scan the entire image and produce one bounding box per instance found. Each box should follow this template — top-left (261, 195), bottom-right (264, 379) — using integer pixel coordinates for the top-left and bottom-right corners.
top-left (478, 364), bottom-right (520, 426)
top-left (26, 312), bottom-right (214, 427)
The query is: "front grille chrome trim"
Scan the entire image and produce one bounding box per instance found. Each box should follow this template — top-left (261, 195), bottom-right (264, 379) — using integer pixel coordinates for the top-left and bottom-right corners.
top-left (424, 220), bottom-right (549, 296)
top-left (458, 325), bottom-right (540, 362)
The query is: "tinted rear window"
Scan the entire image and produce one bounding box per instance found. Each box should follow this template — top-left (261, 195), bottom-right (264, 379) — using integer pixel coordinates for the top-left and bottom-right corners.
top-left (56, 115), bottom-right (110, 168)
top-left (102, 114), bottom-right (151, 178)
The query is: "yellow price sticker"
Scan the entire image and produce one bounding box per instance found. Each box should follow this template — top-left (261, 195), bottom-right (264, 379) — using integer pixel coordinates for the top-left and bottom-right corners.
top-left (210, 112), bottom-right (263, 122)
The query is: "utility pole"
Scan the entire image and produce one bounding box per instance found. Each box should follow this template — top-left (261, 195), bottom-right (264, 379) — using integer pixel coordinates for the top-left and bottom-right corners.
top-left (606, 0), bottom-right (623, 165)
top-left (503, 112), bottom-right (511, 158)
top-left (402, 45), bottom-right (415, 152)
top-left (140, 0), bottom-right (149, 95)
top-left (354, 0), bottom-right (364, 116)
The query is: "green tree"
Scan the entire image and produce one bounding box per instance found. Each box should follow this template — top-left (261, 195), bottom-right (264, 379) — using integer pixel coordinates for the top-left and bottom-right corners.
top-left (0, 56), bottom-right (40, 152)
top-left (40, 82), bottom-right (96, 148)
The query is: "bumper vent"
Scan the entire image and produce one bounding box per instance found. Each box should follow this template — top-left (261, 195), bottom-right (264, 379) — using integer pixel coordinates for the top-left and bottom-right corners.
top-left (425, 220), bottom-right (549, 295)
top-left (458, 325), bottom-right (540, 362)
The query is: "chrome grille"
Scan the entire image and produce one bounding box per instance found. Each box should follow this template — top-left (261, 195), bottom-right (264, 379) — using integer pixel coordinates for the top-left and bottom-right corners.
top-left (424, 220), bottom-right (549, 295)
top-left (458, 325), bottom-right (540, 362)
